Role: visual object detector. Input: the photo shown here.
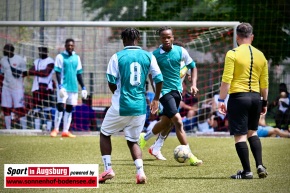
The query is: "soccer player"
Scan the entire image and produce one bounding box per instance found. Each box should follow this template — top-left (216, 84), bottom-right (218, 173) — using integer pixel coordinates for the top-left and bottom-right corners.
top-left (258, 114), bottom-right (290, 138)
top-left (99, 28), bottom-right (163, 184)
top-left (29, 46), bottom-right (54, 131)
top-left (0, 44), bottom-right (27, 130)
top-left (218, 23), bottom-right (269, 179)
top-left (139, 26), bottom-right (202, 166)
top-left (50, 38), bottom-right (87, 138)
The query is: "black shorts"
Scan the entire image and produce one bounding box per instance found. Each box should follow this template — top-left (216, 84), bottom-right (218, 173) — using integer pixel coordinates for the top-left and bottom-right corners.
top-left (227, 92), bottom-right (262, 135)
top-left (159, 90), bottom-right (181, 118)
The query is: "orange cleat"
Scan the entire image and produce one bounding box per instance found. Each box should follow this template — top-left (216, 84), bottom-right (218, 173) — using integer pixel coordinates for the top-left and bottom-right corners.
top-left (50, 129), bottom-right (59, 137)
top-left (61, 131), bottom-right (76, 138)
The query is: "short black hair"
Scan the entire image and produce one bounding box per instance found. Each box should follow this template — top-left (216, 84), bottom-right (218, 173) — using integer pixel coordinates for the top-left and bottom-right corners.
top-left (236, 23), bottom-right (253, 38)
top-left (156, 26), bottom-right (172, 36)
top-left (38, 46), bottom-right (48, 52)
top-left (121, 28), bottom-right (140, 42)
top-left (65, 38), bottom-right (75, 45)
top-left (3, 43), bottom-right (15, 52)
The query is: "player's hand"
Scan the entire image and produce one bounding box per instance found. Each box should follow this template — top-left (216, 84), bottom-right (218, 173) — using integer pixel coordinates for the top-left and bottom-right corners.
top-left (190, 86), bottom-right (199, 96)
top-left (82, 87), bottom-right (87, 99)
top-left (150, 99), bottom-right (159, 114)
top-left (58, 85), bottom-right (67, 98)
top-left (218, 102), bottom-right (227, 115)
top-left (260, 106), bottom-right (267, 115)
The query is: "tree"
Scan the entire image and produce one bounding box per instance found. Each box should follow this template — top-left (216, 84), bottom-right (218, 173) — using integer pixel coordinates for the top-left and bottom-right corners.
top-left (82, 0), bottom-right (290, 64)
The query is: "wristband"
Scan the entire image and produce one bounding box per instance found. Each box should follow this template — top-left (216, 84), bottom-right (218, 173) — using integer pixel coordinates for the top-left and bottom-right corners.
top-left (262, 100), bottom-right (268, 107)
top-left (82, 86), bottom-right (86, 90)
top-left (58, 84), bottom-right (63, 89)
top-left (218, 98), bottom-right (225, 102)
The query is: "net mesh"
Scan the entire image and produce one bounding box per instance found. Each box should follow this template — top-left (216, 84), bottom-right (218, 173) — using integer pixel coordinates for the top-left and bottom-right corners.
top-left (0, 24), bottom-right (234, 132)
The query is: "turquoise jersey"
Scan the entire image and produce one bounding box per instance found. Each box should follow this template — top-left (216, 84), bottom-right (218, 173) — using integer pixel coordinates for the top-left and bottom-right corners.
top-left (54, 52), bottom-right (83, 93)
top-left (153, 45), bottom-right (195, 96)
top-left (106, 46), bottom-right (163, 116)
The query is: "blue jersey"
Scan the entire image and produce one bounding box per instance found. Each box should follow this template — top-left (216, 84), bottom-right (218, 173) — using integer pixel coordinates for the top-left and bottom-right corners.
top-left (54, 51), bottom-right (83, 92)
top-left (153, 45), bottom-right (196, 96)
top-left (106, 46), bottom-right (163, 116)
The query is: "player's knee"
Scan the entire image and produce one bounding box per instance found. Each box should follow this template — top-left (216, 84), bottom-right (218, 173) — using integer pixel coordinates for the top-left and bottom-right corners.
top-left (2, 107), bottom-right (11, 116)
top-left (65, 105), bottom-right (73, 113)
top-left (56, 103), bottom-right (64, 112)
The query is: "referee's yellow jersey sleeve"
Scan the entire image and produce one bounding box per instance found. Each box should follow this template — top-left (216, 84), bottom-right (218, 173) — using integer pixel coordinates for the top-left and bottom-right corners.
top-left (221, 44), bottom-right (268, 94)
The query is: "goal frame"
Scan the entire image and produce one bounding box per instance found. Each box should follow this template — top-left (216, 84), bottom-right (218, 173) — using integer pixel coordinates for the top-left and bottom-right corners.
top-left (0, 21), bottom-right (240, 48)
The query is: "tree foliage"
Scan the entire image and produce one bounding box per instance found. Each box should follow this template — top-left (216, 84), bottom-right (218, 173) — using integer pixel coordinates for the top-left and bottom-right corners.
top-left (82, 0), bottom-right (290, 64)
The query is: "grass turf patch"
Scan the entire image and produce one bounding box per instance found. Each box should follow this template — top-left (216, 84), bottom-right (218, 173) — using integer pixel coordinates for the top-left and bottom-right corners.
top-left (0, 135), bottom-right (290, 193)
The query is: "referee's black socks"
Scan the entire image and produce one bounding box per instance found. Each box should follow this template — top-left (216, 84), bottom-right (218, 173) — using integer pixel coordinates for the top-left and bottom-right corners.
top-left (235, 142), bottom-right (251, 173)
top-left (248, 135), bottom-right (263, 168)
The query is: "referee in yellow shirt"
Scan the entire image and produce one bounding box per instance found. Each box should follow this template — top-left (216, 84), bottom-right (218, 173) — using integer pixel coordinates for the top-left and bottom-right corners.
top-left (218, 23), bottom-right (269, 179)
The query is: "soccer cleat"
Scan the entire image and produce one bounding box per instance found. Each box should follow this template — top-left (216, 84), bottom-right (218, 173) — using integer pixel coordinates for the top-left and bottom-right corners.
top-left (189, 153), bottom-right (203, 166)
top-left (99, 169), bottom-right (115, 184)
top-left (61, 131), bottom-right (76, 138)
top-left (230, 170), bottom-right (253, 179)
top-left (50, 129), bottom-right (59, 137)
top-left (138, 133), bottom-right (147, 150)
top-left (257, 165), bottom-right (268, 179)
top-left (136, 172), bottom-right (147, 184)
top-left (148, 146), bottom-right (167, 160)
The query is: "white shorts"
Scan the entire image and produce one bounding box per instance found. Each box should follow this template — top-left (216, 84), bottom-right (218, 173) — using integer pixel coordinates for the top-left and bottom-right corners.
top-left (57, 89), bottom-right (78, 106)
top-left (1, 86), bottom-right (25, 108)
top-left (101, 107), bottom-right (146, 142)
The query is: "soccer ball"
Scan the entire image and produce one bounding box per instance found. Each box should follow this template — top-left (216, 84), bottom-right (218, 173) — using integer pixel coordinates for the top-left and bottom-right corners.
top-left (173, 145), bottom-right (191, 163)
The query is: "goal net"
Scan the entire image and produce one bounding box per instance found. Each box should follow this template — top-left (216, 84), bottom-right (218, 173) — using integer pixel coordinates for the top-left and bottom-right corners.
top-left (0, 21), bottom-right (239, 133)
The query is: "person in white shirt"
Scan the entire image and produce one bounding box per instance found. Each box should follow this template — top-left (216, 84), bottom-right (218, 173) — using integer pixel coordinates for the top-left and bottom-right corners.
top-left (29, 46), bottom-right (55, 131)
top-left (0, 44), bottom-right (27, 130)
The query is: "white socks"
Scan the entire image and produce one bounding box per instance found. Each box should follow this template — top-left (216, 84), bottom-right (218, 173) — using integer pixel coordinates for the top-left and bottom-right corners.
top-left (63, 112), bottom-right (72, 132)
top-left (102, 155), bottom-right (112, 171)
top-left (144, 130), bottom-right (155, 141)
top-left (20, 116), bottom-right (27, 130)
top-left (152, 134), bottom-right (166, 154)
top-left (4, 116), bottom-right (11, 130)
top-left (134, 159), bottom-right (144, 174)
top-left (34, 118), bottom-right (41, 130)
top-left (54, 110), bottom-right (63, 131)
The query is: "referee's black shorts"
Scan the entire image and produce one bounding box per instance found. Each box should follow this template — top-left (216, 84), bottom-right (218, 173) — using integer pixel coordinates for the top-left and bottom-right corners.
top-left (227, 92), bottom-right (262, 135)
top-left (159, 90), bottom-right (181, 118)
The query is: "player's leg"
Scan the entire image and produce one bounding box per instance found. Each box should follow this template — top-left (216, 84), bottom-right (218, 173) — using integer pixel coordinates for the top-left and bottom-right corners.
top-left (99, 107), bottom-right (127, 183)
top-left (148, 119), bottom-right (173, 160)
top-left (51, 102), bottom-right (64, 137)
top-left (1, 87), bottom-right (12, 129)
top-left (269, 128), bottom-right (290, 138)
top-left (140, 92), bottom-right (177, 147)
top-left (13, 88), bottom-right (26, 130)
top-left (248, 93), bottom-right (267, 179)
top-left (32, 90), bottom-right (42, 130)
top-left (125, 114), bottom-right (147, 184)
top-left (228, 93), bottom-right (253, 179)
top-left (61, 92), bottom-right (78, 138)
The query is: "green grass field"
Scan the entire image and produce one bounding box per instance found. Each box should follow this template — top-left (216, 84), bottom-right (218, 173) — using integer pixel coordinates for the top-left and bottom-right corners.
top-left (0, 135), bottom-right (290, 193)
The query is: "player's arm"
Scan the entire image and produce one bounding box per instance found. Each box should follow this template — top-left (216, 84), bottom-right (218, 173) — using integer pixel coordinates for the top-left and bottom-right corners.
top-left (149, 55), bottom-right (163, 114)
top-left (77, 73), bottom-right (87, 99)
top-left (189, 67), bottom-right (198, 95)
top-left (108, 82), bottom-right (117, 94)
top-left (29, 63), bottom-right (54, 77)
top-left (106, 54), bottom-right (119, 94)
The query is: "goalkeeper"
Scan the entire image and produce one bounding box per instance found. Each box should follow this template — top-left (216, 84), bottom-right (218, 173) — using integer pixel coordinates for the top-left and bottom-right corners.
top-left (50, 38), bottom-right (87, 138)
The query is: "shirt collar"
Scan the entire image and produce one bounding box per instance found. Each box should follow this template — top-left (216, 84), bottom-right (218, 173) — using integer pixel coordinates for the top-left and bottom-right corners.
top-left (124, 46), bottom-right (142, 50)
